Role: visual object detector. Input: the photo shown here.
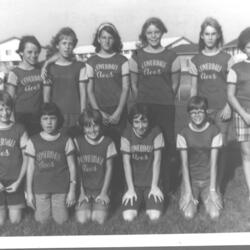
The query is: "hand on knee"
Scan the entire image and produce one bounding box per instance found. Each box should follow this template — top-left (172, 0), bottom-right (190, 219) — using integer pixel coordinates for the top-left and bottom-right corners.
top-left (122, 210), bottom-right (137, 222)
top-left (146, 210), bottom-right (161, 221)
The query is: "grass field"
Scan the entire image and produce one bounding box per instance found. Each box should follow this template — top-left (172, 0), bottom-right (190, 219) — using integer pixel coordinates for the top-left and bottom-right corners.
top-left (0, 101), bottom-right (249, 236)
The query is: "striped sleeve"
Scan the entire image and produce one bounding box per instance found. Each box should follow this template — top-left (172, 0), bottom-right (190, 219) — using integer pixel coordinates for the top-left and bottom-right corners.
top-left (129, 57), bottom-right (138, 74)
top-left (211, 133), bottom-right (223, 148)
top-left (153, 132), bottom-right (165, 150)
top-left (25, 139), bottom-right (36, 158)
top-left (120, 136), bottom-right (131, 154)
top-left (176, 134), bottom-right (187, 149)
top-left (106, 141), bottom-right (117, 159)
top-left (227, 68), bottom-right (237, 84)
top-left (65, 137), bottom-right (75, 155)
top-left (121, 60), bottom-right (129, 76)
top-left (6, 71), bottom-right (18, 87)
top-left (86, 63), bottom-right (94, 79)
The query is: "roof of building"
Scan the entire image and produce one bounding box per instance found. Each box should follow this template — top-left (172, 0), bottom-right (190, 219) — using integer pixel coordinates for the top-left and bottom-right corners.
top-left (223, 38), bottom-right (237, 48)
top-left (171, 43), bottom-right (199, 55)
top-left (0, 36), bottom-right (20, 45)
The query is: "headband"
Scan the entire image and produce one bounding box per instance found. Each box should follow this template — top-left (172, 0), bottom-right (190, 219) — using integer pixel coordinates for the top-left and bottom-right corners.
top-left (97, 23), bottom-right (118, 36)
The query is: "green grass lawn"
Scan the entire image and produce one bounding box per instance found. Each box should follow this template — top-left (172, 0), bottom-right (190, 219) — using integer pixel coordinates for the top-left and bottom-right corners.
top-left (0, 102), bottom-right (248, 236)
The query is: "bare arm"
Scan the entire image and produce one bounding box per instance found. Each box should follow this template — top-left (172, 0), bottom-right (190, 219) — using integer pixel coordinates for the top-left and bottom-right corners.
top-left (123, 153), bottom-right (135, 191)
top-left (171, 57), bottom-right (181, 96)
top-left (180, 149), bottom-right (192, 194)
top-left (190, 76), bottom-right (198, 97)
top-left (130, 72), bottom-right (138, 101)
top-left (5, 84), bottom-right (16, 99)
top-left (151, 149), bottom-right (162, 188)
top-left (66, 154), bottom-right (76, 206)
top-left (26, 156), bottom-right (36, 209)
top-left (79, 82), bottom-right (87, 112)
top-left (210, 148), bottom-right (219, 191)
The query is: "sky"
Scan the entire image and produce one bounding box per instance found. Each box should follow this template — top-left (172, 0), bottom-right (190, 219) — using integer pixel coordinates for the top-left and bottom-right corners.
top-left (0, 0), bottom-right (250, 47)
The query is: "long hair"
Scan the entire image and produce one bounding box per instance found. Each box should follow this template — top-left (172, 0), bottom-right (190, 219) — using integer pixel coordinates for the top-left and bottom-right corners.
top-left (139, 17), bottom-right (167, 48)
top-left (198, 17), bottom-right (224, 51)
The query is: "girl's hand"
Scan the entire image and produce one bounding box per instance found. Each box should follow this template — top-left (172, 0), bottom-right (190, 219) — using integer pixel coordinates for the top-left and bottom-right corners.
top-left (101, 111), bottom-right (110, 125)
top-left (179, 191), bottom-right (198, 211)
top-left (108, 111), bottom-right (121, 125)
top-left (26, 192), bottom-right (36, 210)
top-left (95, 193), bottom-right (110, 205)
top-left (122, 189), bottom-right (137, 206)
top-left (66, 190), bottom-right (76, 207)
top-left (77, 193), bottom-right (89, 207)
top-left (5, 181), bottom-right (20, 193)
top-left (207, 190), bottom-right (223, 210)
top-left (148, 186), bottom-right (164, 203)
top-left (220, 104), bottom-right (232, 121)
top-left (243, 113), bottom-right (250, 126)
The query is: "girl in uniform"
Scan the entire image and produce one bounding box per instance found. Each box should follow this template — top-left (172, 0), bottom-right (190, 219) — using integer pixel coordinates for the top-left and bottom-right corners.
top-left (86, 22), bottom-right (130, 203)
top-left (227, 27), bottom-right (250, 200)
top-left (26, 102), bottom-right (76, 224)
top-left (121, 103), bottom-right (164, 221)
top-left (0, 91), bottom-right (28, 224)
top-left (74, 108), bottom-right (117, 224)
top-left (6, 36), bottom-right (43, 136)
top-left (130, 17), bottom-right (181, 193)
top-left (43, 27), bottom-right (87, 136)
top-left (189, 17), bottom-right (234, 190)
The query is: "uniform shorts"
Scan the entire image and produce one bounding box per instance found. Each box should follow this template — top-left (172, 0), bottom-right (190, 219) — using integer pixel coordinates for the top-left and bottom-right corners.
top-left (0, 180), bottom-right (25, 209)
top-left (235, 110), bottom-right (250, 142)
top-left (122, 186), bottom-right (164, 212)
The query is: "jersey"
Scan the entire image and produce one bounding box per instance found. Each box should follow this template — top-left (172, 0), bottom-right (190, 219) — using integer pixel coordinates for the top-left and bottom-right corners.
top-left (129, 47), bottom-right (180, 105)
top-left (25, 133), bottom-right (75, 194)
top-left (7, 67), bottom-right (43, 114)
top-left (47, 61), bottom-right (84, 114)
top-left (121, 125), bottom-right (165, 187)
top-left (176, 122), bottom-right (222, 181)
top-left (74, 135), bottom-right (117, 191)
top-left (227, 60), bottom-right (250, 109)
top-left (0, 123), bottom-right (28, 180)
top-left (86, 53), bottom-right (129, 108)
top-left (189, 51), bottom-right (232, 110)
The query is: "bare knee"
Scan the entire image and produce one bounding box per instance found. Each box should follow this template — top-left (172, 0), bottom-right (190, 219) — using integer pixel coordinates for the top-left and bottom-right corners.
top-left (146, 210), bottom-right (161, 221)
top-left (92, 210), bottom-right (107, 224)
top-left (122, 210), bottom-right (137, 222)
top-left (9, 209), bottom-right (22, 224)
top-left (75, 210), bottom-right (91, 224)
top-left (208, 207), bottom-right (220, 220)
top-left (182, 203), bottom-right (197, 220)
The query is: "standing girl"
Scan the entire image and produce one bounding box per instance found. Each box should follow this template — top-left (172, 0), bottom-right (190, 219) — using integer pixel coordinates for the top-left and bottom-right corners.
top-left (189, 17), bottom-right (233, 190)
top-left (26, 102), bottom-right (76, 224)
top-left (0, 91), bottom-right (28, 224)
top-left (227, 27), bottom-right (250, 199)
top-left (86, 22), bottom-right (130, 203)
top-left (130, 17), bottom-right (181, 193)
top-left (6, 36), bottom-right (43, 136)
top-left (121, 103), bottom-right (164, 221)
top-left (86, 22), bottom-right (130, 144)
top-left (43, 27), bottom-right (87, 135)
top-left (75, 108), bottom-right (117, 224)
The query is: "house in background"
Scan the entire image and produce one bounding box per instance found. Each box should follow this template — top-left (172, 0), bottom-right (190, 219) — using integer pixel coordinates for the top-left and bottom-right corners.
top-left (73, 36), bottom-right (194, 60)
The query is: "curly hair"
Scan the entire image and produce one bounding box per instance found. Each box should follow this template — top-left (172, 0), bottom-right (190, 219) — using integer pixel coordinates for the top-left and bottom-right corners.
top-left (92, 22), bottom-right (123, 53)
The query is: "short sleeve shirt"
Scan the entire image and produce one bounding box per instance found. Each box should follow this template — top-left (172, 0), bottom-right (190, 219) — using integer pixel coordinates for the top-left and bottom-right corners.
top-left (25, 133), bottom-right (75, 194)
top-left (189, 51), bottom-right (232, 109)
top-left (86, 53), bottom-right (129, 108)
top-left (7, 67), bottom-right (43, 114)
top-left (0, 123), bottom-right (28, 180)
top-left (129, 48), bottom-right (180, 105)
top-left (121, 125), bottom-right (165, 187)
top-left (74, 135), bottom-right (117, 191)
top-left (176, 122), bottom-right (222, 181)
top-left (227, 60), bottom-right (250, 109)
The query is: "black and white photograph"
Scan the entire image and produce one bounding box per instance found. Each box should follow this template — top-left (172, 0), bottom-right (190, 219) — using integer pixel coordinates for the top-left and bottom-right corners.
top-left (0, 0), bottom-right (250, 248)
